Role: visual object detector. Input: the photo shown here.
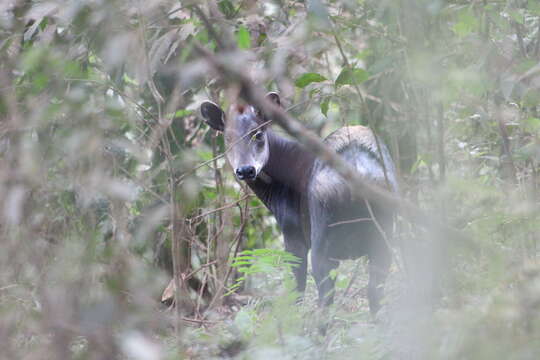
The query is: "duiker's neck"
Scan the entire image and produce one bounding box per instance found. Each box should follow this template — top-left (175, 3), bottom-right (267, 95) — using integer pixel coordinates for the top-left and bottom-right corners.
top-left (257, 130), bottom-right (316, 192)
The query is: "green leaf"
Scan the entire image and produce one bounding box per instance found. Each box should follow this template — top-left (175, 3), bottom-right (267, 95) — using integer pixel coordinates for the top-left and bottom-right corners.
top-left (335, 67), bottom-right (369, 87)
top-left (33, 72), bottom-right (49, 91)
top-left (508, 9), bottom-right (524, 24)
top-left (522, 89), bottom-right (540, 108)
top-left (166, 109), bottom-right (193, 119)
top-left (336, 277), bottom-right (348, 289)
top-left (196, 149), bottom-right (213, 161)
top-left (523, 117), bottom-right (540, 133)
top-left (410, 157), bottom-right (425, 174)
top-left (355, 49), bottom-right (373, 60)
top-left (452, 10), bottom-right (479, 37)
top-left (294, 72), bottom-right (327, 88)
top-left (321, 98), bottom-right (329, 117)
top-left (21, 47), bottom-right (47, 72)
top-left (236, 25), bottom-right (251, 50)
top-left (218, 0), bottom-right (235, 18)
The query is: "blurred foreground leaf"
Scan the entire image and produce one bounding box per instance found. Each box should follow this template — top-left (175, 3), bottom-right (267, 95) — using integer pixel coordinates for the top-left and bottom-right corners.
top-left (295, 72), bottom-right (327, 88)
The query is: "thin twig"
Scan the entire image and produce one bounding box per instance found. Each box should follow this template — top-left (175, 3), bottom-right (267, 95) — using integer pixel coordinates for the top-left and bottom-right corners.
top-left (137, 3), bottom-right (164, 104)
top-left (0, 284), bottom-right (19, 291)
top-left (222, 196), bottom-right (250, 292)
top-left (210, 129), bottom-right (227, 308)
top-left (175, 120), bottom-right (271, 185)
top-left (181, 316), bottom-right (218, 325)
top-left (364, 198), bottom-right (403, 274)
top-left (184, 260), bottom-right (218, 280)
top-left (535, 21), bottom-right (540, 57)
top-left (191, 5), bottom-right (226, 50)
top-left (118, 166), bottom-right (169, 204)
top-left (436, 103), bottom-right (446, 183)
top-left (341, 261), bottom-right (362, 300)
top-left (188, 194), bottom-right (253, 222)
top-left (328, 217), bottom-right (371, 227)
top-left (512, 20), bottom-right (527, 58)
top-left (495, 102), bottom-right (518, 184)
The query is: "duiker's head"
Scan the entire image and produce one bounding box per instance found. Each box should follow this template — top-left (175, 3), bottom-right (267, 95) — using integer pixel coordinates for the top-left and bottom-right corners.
top-left (200, 92), bottom-right (281, 181)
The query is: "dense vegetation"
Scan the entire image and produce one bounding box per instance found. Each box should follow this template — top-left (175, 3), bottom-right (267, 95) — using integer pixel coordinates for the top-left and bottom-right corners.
top-left (1, 0), bottom-right (539, 358)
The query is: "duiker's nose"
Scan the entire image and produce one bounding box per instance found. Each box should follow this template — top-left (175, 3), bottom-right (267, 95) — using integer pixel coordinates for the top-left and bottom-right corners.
top-left (235, 165), bottom-right (256, 180)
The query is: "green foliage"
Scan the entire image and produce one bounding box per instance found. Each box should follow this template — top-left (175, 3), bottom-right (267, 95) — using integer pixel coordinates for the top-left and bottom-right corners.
top-left (295, 72), bottom-right (327, 88)
top-left (1, 0), bottom-right (540, 359)
top-left (236, 25), bottom-right (251, 49)
top-left (335, 67), bottom-right (370, 88)
top-left (452, 8), bottom-right (480, 38)
top-left (320, 97), bottom-right (330, 117)
top-left (228, 249), bottom-right (301, 295)
top-left (218, 0), bottom-right (236, 18)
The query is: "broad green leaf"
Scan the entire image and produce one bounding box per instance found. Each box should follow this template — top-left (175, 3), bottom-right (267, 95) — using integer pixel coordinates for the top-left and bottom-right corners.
top-left (335, 67), bottom-right (369, 87)
top-left (294, 72), bottom-right (326, 88)
top-left (452, 10), bottom-right (479, 37)
top-left (321, 98), bottom-right (329, 117)
top-left (218, 0), bottom-right (235, 18)
top-left (236, 25), bottom-right (251, 49)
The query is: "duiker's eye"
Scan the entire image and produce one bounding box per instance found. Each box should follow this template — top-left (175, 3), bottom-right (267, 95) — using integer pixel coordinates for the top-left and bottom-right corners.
top-left (252, 131), bottom-right (264, 142)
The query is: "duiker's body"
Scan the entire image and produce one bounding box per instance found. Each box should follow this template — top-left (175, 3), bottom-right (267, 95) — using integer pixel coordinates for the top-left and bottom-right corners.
top-left (200, 93), bottom-right (397, 314)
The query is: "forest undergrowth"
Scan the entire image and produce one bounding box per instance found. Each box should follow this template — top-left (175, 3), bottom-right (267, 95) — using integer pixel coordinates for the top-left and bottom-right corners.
top-left (1, 1), bottom-right (539, 359)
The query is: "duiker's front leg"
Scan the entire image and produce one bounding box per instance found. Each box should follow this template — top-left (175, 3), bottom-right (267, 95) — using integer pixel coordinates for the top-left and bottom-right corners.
top-left (311, 249), bottom-right (338, 306)
top-left (284, 236), bottom-right (308, 294)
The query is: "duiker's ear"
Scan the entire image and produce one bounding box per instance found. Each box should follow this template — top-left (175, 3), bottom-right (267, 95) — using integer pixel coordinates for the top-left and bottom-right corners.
top-left (200, 101), bottom-right (225, 131)
top-left (265, 92), bottom-right (281, 107)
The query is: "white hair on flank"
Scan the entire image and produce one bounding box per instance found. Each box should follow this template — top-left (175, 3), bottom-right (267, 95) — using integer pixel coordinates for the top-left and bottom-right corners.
top-left (311, 126), bottom-right (398, 202)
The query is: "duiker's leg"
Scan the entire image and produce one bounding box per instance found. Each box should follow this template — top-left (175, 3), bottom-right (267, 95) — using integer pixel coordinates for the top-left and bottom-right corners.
top-left (367, 242), bottom-right (391, 315)
top-left (311, 249), bottom-right (339, 306)
top-left (284, 236), bottom-right (308, 294)
top-left (308, 199), bottom-right (339, 306)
